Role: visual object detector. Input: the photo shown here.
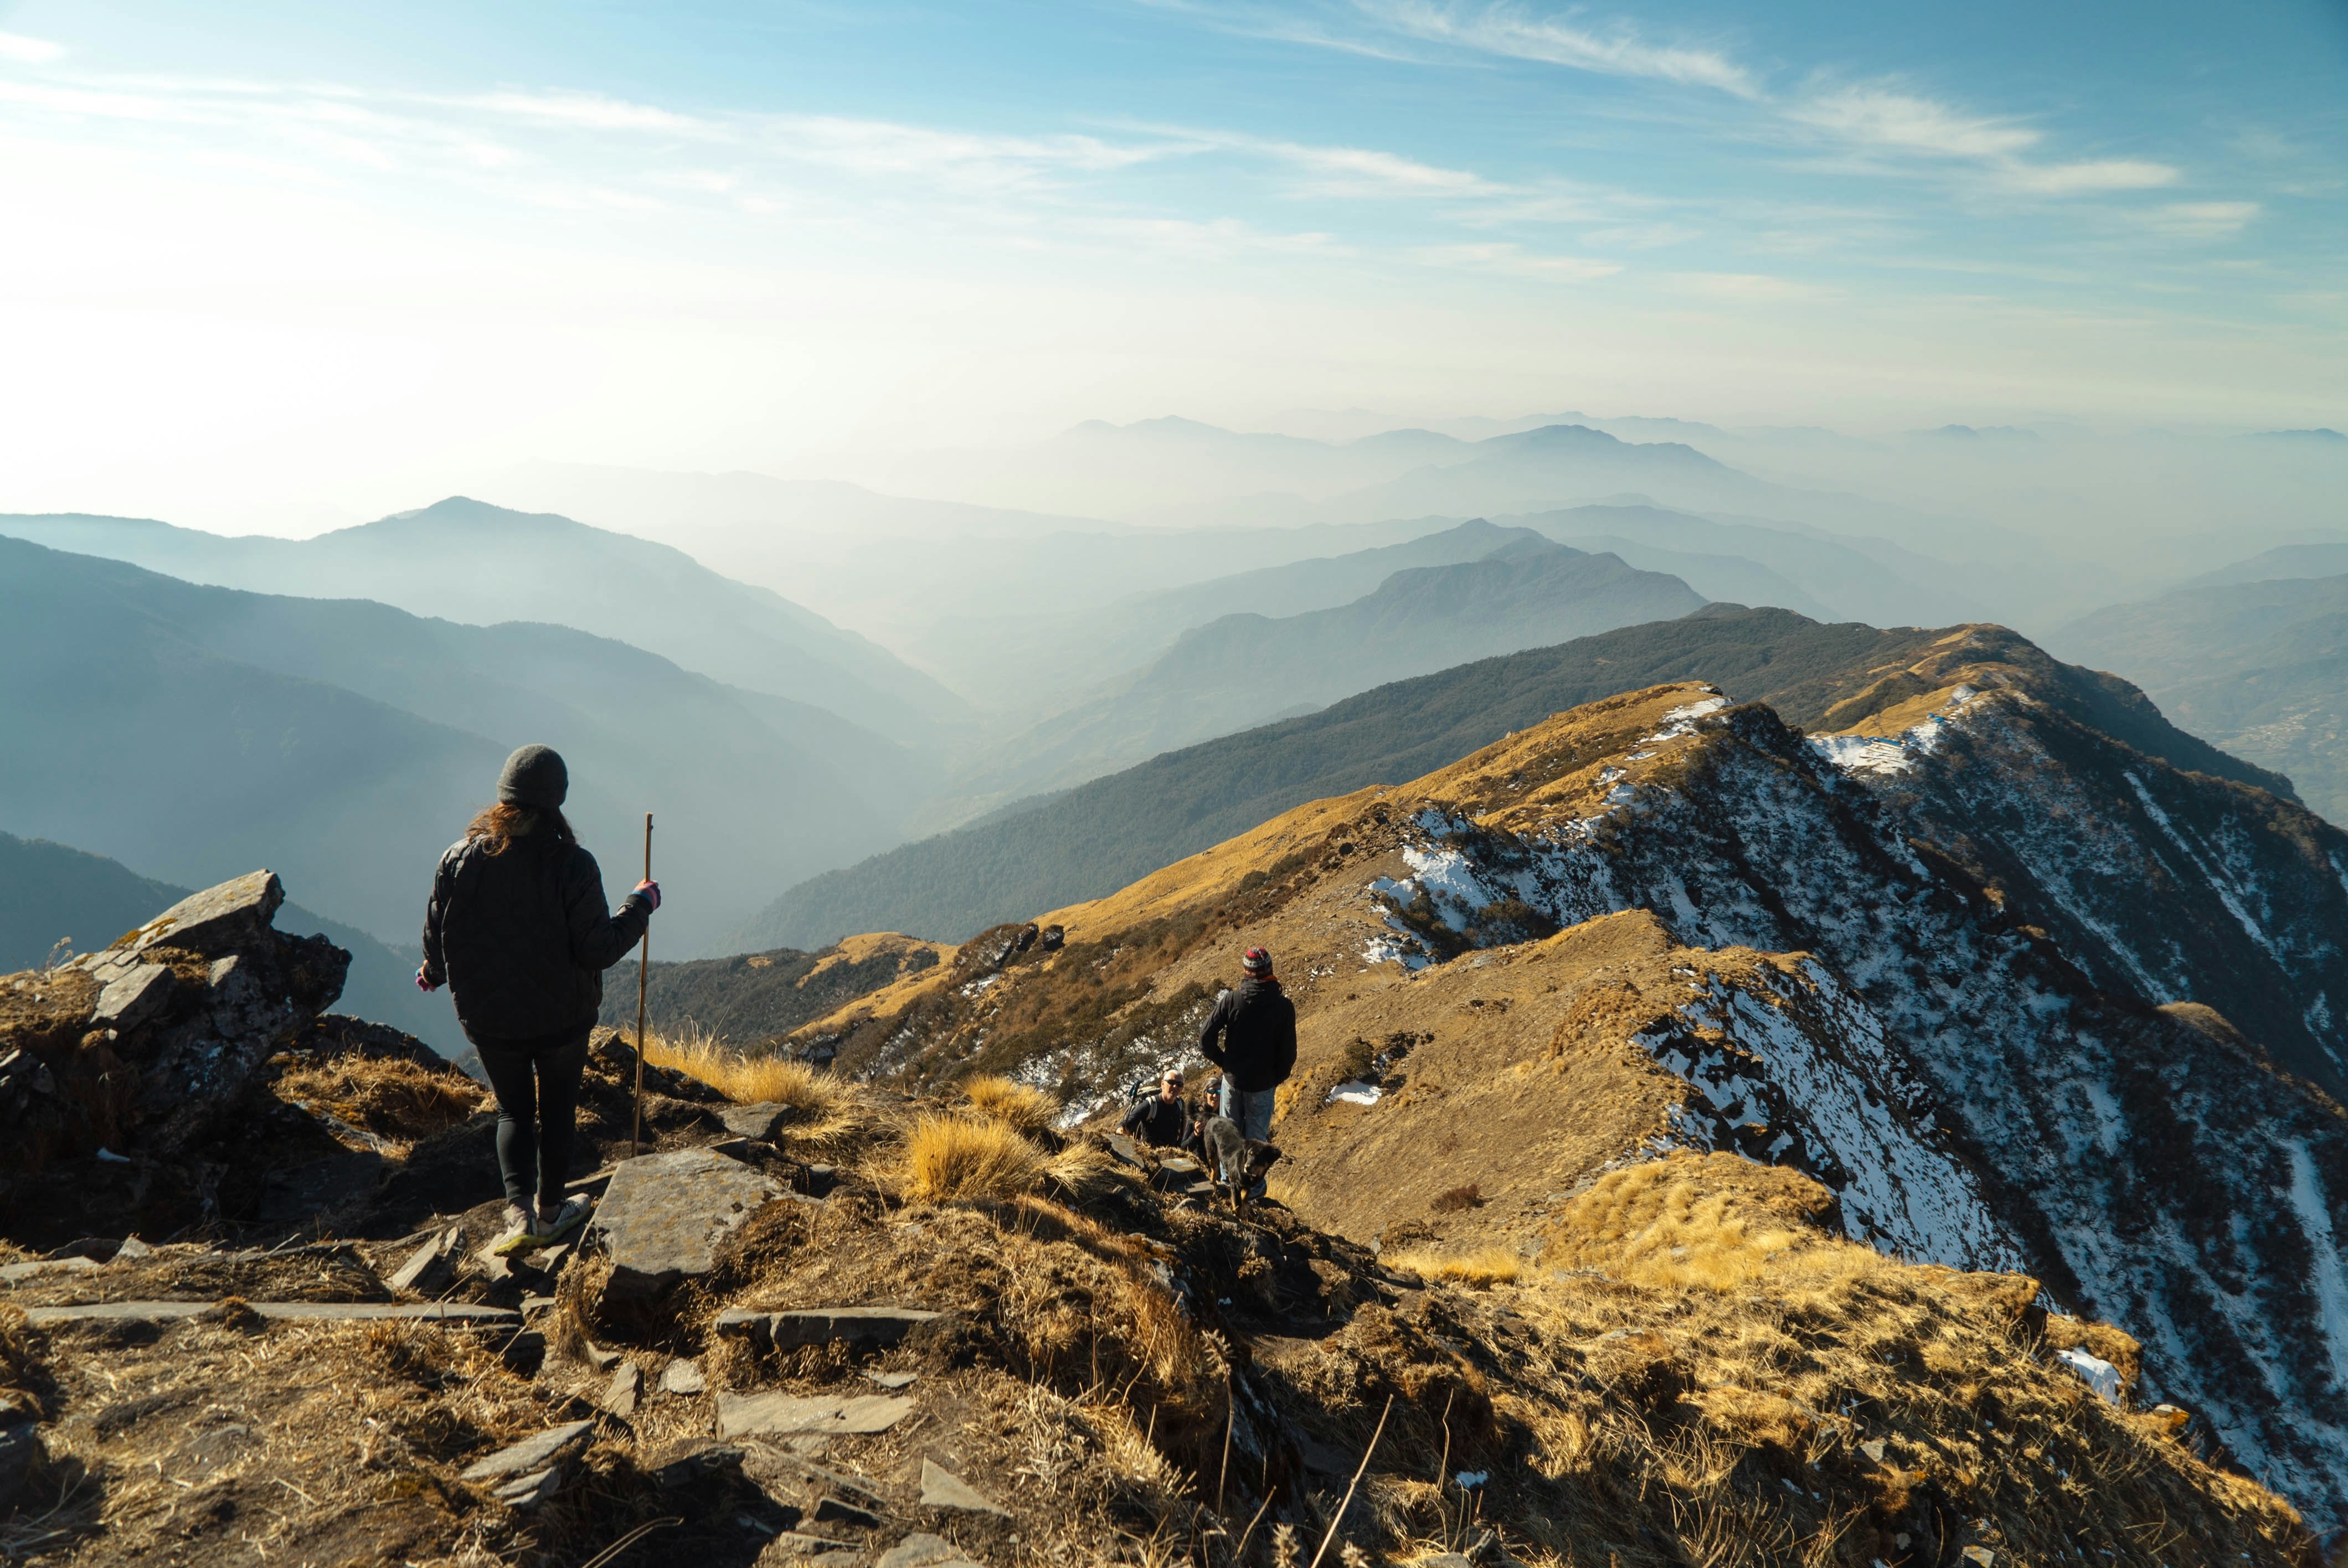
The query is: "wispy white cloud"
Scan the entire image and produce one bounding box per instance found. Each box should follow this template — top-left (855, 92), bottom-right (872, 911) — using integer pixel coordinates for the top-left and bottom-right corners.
top-left (1673, 271), bottom-right (1834, 301)
top-left (1410, 241), bottom-right (1619, 280)
top-left (1995, 158), bottom-right (2176, 195)
top-left (2136, 200), bottom-right (2261, 239)
top-left (1789, 87), bottom-right (2037, 160)
top-left (0, 32), bottom-right (64, 64)
top-left (1788, 85), bottom-right (2179, 199)
top-left (1361, 1), bottom-right (1752, 93)
top-left (469, 90), bottom-right (710, 135)
top-left (1259, 138), bottom-right (1500, 195)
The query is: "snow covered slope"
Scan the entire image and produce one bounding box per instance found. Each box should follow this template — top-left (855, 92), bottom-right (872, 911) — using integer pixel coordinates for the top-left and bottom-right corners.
top-left (1357, 677), bottom-right (2348, 1520)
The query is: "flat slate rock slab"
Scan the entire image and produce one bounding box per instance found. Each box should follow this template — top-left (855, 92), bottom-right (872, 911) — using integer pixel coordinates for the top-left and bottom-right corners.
top-left (591, 1147), bottom-right (785, 1302)
top-left (716, 1307), bottom-right (941, 1348)
top-left (878, 1533), bottom-right (985, 1568)
top-left (918, 1459), bottom-right (1007, 1517)
top-left (0, 1256), bottom-right (101, 1286)
top-left (717, 1391), bottom-right (915, 1440)
top-left (461, 1420), bottom-right (596, 1483)
top-left (24, 1301), bottom-right (519, 1327)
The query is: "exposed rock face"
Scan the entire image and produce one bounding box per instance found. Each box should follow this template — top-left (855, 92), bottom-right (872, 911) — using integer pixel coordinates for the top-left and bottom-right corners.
top-left (1, 869), bottom-right (348, 1180)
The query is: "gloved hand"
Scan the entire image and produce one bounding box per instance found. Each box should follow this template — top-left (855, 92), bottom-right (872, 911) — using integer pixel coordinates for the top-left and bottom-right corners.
top-left (414, 964), bottom-right (440, 992)
top-left (634, 879), bottom-right (662, 911)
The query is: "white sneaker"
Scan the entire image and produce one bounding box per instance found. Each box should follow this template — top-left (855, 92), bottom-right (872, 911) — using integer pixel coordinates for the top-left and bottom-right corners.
top-left (534, 1195), bottom-right (590, 1246)
top-left (491, 1204), bottom-right (537, 1257)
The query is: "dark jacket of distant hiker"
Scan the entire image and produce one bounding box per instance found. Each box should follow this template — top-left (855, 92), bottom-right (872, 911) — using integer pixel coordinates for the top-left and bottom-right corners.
top-left (422, 831), bottom-right (652, 1042)
top-left (1120, 1092), bottom-right (1189, 1148)
top-left (1197, 978), bottom-right (1297, 1094)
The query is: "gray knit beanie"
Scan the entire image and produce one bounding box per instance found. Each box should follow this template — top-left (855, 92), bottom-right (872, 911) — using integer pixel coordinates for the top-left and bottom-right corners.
top-left (497, 744), bottom-right (568, 808)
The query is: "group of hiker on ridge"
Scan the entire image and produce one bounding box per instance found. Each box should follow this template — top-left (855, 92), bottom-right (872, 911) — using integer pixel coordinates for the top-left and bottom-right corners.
top-left (414, 744), bottom-right (1296, 1256)
top-left (1121, 943), bottom-right (1298, 1198)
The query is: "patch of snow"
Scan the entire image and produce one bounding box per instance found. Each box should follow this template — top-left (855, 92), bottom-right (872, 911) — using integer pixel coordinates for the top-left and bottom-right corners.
top-left (2284, 1143), bottom-right (2348, 1395)
top-left (2054, 1346), bottom-right (2124, 1404)
top-left (2123, 771), bottom-right (2283, 964)
top-left (1325, 1080), bottom-right (1383, 1107)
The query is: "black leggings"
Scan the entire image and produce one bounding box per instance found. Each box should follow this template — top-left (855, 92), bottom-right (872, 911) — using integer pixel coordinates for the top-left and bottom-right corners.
top-left (471, 1028), bottom-right (590, 1212)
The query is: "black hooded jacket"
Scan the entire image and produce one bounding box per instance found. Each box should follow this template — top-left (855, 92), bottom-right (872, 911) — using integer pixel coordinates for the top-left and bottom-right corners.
top-left (421, 828), bottom-right (651, 1043)
top-left (1197, 978), bottom-right (1297, 1094)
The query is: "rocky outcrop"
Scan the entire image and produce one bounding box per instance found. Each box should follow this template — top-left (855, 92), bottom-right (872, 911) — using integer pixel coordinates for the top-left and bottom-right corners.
top-left (2, 870), bottom-right (348, 1179)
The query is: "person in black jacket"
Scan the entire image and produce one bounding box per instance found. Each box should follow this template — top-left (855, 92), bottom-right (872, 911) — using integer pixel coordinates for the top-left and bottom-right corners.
top-left (418, 745), bottom-right (658, 1254)
top-left (1120, 1066), bottom-right (1192, 1148)
top-left (1197, 946), bottom-right (1295, 1196)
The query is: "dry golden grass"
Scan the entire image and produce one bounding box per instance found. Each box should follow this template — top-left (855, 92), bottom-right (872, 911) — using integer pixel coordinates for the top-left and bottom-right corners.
top-left (641, 1024), bottom-right (846, 1118)
top-left (1543, 1153), bottom-right (1874, 1295)
top-left (274, 1055), bottom-right (483, 1151)
top-left (900, 1112), bottom-right (1051, 1203)
top-left (1385, 1244), bottom-right (1527, 1287)
top-left (960, 1072), bottom-right (1059, 1136)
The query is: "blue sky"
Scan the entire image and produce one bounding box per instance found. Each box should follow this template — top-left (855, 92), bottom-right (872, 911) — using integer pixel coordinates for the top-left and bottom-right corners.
top-left (0, 1), bottom-right (2340, 523)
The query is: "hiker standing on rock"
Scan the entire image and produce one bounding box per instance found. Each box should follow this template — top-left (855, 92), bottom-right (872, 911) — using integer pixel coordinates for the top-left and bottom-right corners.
top-left (416, 745), bottom-right (660, 1255)
top-left (1197, 946), bottom-right (1296, 1196)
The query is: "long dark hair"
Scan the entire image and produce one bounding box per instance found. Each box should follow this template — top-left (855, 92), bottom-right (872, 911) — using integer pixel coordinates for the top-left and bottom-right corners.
top-left (465, 802), bottom-right (576, 857)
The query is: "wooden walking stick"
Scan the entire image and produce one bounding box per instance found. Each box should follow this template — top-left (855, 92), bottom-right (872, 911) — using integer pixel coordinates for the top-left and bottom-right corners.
top-left (632, 812), bottom-right (652, 1158)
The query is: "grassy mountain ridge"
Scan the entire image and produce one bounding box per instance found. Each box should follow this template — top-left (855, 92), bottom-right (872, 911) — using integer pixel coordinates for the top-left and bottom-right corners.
top-left (738, 605), bottom-right (2285, 951)
top-left (776, 673), bottom-right (2348, 1523)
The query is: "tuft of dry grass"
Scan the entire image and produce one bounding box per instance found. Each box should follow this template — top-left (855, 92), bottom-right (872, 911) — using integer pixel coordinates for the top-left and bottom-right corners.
top-left (960, 1073), bottom-right (1059, 1136)
top-left (641, 1024), bottom-right (846, 1120)
top-left (901, 1113), bottom-right (1051, 1203)
top-left (1542, 1153), bottom-right (1875, 1295)
top-left (1386, 1245), bottom-right (1526, 1288)
top-left (274, 1055), bottom-right (484, 1151)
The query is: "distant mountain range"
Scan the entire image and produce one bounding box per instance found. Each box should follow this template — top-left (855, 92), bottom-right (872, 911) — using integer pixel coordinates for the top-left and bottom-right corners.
top-left (737, 604), bottom-right (2287, 951)
top-left (2179, 543), bottom-right (2348, 589)
top-left (2056, 570), bottom-right (2348, 824)
top-left (0, 829), bottom-right (464, 1057)
top-left (0, 536), bottom-right (919, 953)
top-left (933, 535), bottom-right (1705, 816)
top-left (0, 498), bottom-right (967, 745)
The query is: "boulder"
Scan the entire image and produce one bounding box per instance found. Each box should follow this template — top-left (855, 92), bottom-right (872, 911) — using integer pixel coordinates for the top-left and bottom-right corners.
top-left (717, 1102), bottom-right (791, 1143)
top-left (590, 1148), bottom-right (785, 1307)
top-left (661, 1359), bottom-right (707, 1395)
top-left (90, 965), bottom-right (174, 1031)
top-left (918, 1459), bottom-right (1007, 1517)
top-left (121, 870), bottom-right (284, 959)
top-left (715, 1391), bottom-right (914, 1440)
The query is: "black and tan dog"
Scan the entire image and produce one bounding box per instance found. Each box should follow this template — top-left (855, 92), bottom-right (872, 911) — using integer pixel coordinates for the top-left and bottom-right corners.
top-left (1198, 1115), bottom-right (1284, 1215)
